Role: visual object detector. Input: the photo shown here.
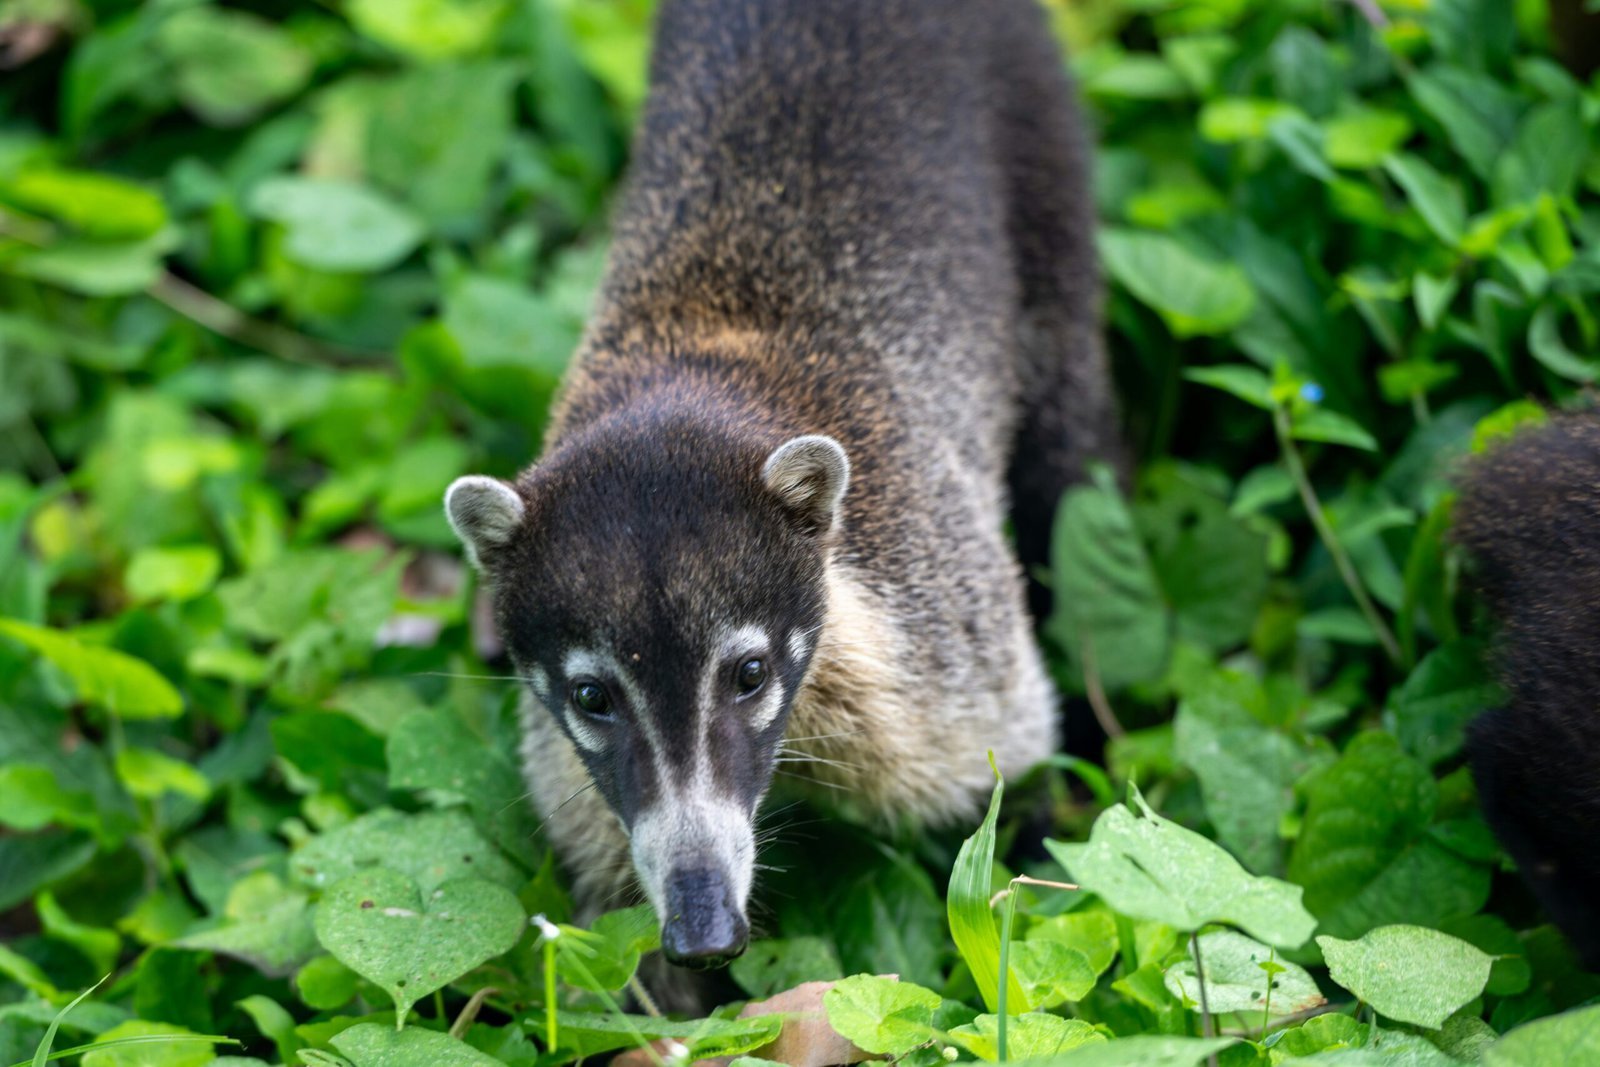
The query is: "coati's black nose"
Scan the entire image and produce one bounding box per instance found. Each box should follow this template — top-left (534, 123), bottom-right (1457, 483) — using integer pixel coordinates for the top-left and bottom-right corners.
top-left (660, 868), bottom-right (748, 970)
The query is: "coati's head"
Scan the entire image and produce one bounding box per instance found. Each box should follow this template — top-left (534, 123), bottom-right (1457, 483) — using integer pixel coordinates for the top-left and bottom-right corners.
top-left (444, 411), bottom-right (848, 969)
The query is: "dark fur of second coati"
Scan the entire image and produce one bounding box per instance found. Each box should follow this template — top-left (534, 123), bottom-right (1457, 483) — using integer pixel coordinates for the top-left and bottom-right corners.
top-left (1454, 414), bottom-right (1600, 969)
top-left (445, 0), bottom-right (1119, 971)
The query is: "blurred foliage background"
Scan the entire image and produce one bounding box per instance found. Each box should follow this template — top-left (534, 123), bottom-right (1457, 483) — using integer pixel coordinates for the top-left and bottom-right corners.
top-left (4, 0), bottom-right (1600, 1064)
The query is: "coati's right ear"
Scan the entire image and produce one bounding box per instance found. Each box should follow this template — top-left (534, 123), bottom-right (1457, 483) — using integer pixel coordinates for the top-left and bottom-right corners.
top-left (762, 435), bottom-right (850, 535)
top-left (444, 475), bottom-right (526, 569)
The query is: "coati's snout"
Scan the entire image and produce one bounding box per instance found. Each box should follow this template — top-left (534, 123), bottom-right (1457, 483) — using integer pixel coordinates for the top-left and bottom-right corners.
top-left (444, 416), bottom-right (850, 968)
top-left (661, 868), bottom-right (749, 968)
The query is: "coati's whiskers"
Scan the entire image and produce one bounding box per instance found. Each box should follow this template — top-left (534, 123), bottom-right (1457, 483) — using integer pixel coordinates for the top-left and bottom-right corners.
top-left (780, 728), bottom-right (869, 744)
top-left (532, 780), bottom-right (598, 835)
top-left (408, 670), bottom-right (529, 684)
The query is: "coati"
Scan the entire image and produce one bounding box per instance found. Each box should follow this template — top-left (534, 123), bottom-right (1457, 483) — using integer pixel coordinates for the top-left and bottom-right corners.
top-left (444, 0), bottom-right (1117, 970)
top-left (1454, 414), bottom-right (1600, 970)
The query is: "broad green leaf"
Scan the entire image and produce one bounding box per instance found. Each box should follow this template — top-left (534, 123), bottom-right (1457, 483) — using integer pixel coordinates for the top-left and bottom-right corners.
top-left (1406, 65), bottom-right (1520, 181)
top-left (443, 273), bottom-right (577, 373)
top-left (1041, 1036), bottom-right (1238, 1066)
top-left (1324, 108), bottom-right (1413, 170)
top-left (554, 905), bottom-right (660, 993)
top-left (1291, 407), bottom-right (1378, 452)
top-left (292, 808), bottom-right (523, 894)
top-left (2, 168), bottom-right (166, 240)
top-left (313, 869), bottom-right (525, 1020)
top-left (158, 7), bottom-right (311, 126)
top-left (1184, 366), bottom-right (1274, 410)
top-left (946, 764), bottom-right (1028, 1013)
top-left (1025, 908), bottom-right (1118, 978)
top-left (11, 231), bottom-right (177, 297)
top-left (821, 975), bottom-right (941, 1058)
top-left (124, 545), bottom-right (222, 604)
top-left (1100, 229), bottom-right (1255, 337)
top-left (1199, 98), bottom-right (1298, 143)
top-left (294, 956), bottom-right (360, 1012)
top-left (1288, 733), bottom-right (1490, 939)
top-left (1009, 940), bottom-right (1100, 1008)
top-left (1492, 100), bottom-right (1589, 208)
top-left (348, 0), bottom-right (512, 61)
top-left (1528, 304), bottom-right (1598, 383)
top-left (1384, 155), bottom-right (1466, 247)
top-left (0, 766), bottom-right (97, 835)
top-left (947, 1013), bottom-right (1103, 1062)
top-left (1389, 641), bottom-right (1500, 767)
top-left (114, 748), bottom-right (210, 802)
top-left (1046, 787), bottom-right (1316, 949)
top-left (1162, 930), bottom-right (1323, 1016)
top-left (176, 872), bottom-right (319, 977)
top-left (234, 997), bottom-right (300, 1066)
top-left (1483, 1004), bottom-right (1600, 1066)
top-left (1174, 671), bottom-right (1331, 875)
top-left (329, 1023), bottom-right (504, 1067)
top-left (0, 619), bottom-right (182, 719)
top-left (1048, 468), bottom-right (1169, 691)
top-left (1318, 925), bottom-right (1494, 1029)
top-left (248, 177), bottom-right (424, 274)
top-left (385, 709), bottom-right (538, 857)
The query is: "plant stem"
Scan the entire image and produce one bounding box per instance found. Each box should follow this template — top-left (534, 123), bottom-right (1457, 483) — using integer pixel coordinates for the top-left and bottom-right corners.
top-left (543, 939), bottom-right (558, 1054)
top-left (1079, 635), bottom-right (1127, 739)
top-left (448, 987), bottom-right (500, 1039)
top-left (147, 272), bottom-right (384, 367)
top-left (1273, 405), bottom-right (1403, 666)
top-left (1190, 933), bottom-right (1219, 1067)
top-left (997, 885), bottom-right (1020, 1063)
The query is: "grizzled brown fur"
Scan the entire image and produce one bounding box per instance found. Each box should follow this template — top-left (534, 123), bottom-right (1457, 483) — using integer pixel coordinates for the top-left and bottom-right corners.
top-left (448, 0), bottom-right (1118, 964)
top-left (1454, 414), bottom-right (1600, 968)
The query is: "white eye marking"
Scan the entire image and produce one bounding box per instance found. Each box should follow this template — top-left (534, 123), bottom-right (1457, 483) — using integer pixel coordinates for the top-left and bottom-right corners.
top-left (787, 629), bottom-right (812, 665)
top-left (524, 665), bottom-right (551, 704)
top-left (557, 649), bottom-right (615, 754)
top-left (748, 676), bottom-right (784, 731)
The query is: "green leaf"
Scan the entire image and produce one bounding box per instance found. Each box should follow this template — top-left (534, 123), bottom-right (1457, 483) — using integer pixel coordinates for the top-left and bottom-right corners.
top-left (1406, 65), bottom-right (1520, 181)
top-left (1324, 108), bottom-right (1414, 170)
top-left (0, 618), bottom-right (182, 719)
top-left (113, 748), bottom-right (209, 802)
top-left (294, 956), bottom-right (361, 1012)
top-left (2, 168), bottom-right (167, 240)
top-left (1289, 407), bottom-right (1378, 452)
top-left (1492, 100), bottom-right (1589, 208)
top-left (442, 273), bottom-right (578, 374)
top-left (946, 762), bottom-right (1029, 1013)
top-left (1025, 908), bottom-right (1118, 979)
top-left (1528, 304), bottom-right (1598, 383)
top-left (1288, 733), bottom-right (1490, 939)
top-left (1174, 671), bottom-right (1331, 874)
top-left (947, 1012), bottom-right (1103, 1062)
top-left (1008, 940), bottom-right (1100, 1008)
top-left (313, 869), bottom-right (525, 1021)
top-left (347, 0), bottom-right (511, 61)
top-left (1318, 925), bottom-right (1494, 1029)
top-left (1038, 1036), bottom-right (1238, 1067)
top-left (124, 545), bottom-right (222, 604)
top-left (175, 872), bottom-right (319, 977)
top-left (234, 996), bottom-right (301, 1066)
top-left (1483, 1004), bottom-right (1600, 1066)
top-left (329, 1023), bottom-right (504, 1067)
top-left (1184, 366), bottom-right (1274, 410)
top-left (0, 766), bottom-right (98, 835)
top-left (1383, 154), bottom-right (1466, 248)
top-left (1046, 787), bottom-right (1316, 948)
top-left (1389, 641), bottom-right (1501, 767)
top-left (292, 808), bottom-right (524, 895)
top-left (821, 974), bottom-right (941, 1058)
top-left (1100, 229), bottom-right (1256, 337)
top-left (248, 177), bottom-right (425, 274)
top-left (158, 7), bottom-right (312, 126)
top-left (11, 231), bottom-right (178, 297)
top-left (1162, 930), bottom-right (1323, 1016)
top-left (1199, 98), bottom-right (1298, 143)
top-left (1048, 468), bottom-right (1169, 691)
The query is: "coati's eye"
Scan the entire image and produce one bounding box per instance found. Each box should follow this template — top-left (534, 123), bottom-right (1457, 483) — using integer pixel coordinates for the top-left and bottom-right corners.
top-left (736, 658), bottom-right (767, 694)
top-left (571, 681), bottom-right (612, 717)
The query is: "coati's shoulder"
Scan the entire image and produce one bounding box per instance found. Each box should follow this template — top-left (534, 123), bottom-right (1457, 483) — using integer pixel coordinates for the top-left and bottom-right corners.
top-left (1452, 412), bottom-right (1600, 969)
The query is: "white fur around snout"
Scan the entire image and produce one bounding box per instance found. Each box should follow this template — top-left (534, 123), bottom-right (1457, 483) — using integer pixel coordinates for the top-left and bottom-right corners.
top-left (762, 435), bottom-right (850, 531)
top-left (629, 795), bottom-right (756, 925)
top-left (444, 475), bottom-right (525, 567)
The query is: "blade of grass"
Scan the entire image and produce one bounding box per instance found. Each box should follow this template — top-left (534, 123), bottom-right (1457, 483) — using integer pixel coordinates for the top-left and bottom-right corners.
top-left (29, 975), bottom-right (105, 1067)
top-left (17, 1034), bottom-right (238, 1067)
top-left (947, 752), bottom-right (1028, 1014)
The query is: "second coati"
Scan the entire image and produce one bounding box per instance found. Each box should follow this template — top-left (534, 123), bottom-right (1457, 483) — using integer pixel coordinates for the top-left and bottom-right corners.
top-left (444, 0), bottom-right (1118, 969)
top-left (1454, 414), bottom-right (1600, 970)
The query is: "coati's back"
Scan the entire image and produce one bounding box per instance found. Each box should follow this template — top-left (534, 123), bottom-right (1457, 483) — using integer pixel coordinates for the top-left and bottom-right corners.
top-left (1455, 416), bottom-right (1600, 967)
top-left (446, 0), bottom-right (1114, 971)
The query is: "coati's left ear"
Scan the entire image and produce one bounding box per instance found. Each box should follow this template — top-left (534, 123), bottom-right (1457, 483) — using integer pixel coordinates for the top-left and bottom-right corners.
top-left (762, 435), bottom-right (850, 534)
top-left (444, 475), bottom-right (526, 569)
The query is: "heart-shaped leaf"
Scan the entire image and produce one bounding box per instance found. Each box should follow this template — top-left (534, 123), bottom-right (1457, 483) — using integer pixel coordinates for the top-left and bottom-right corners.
top-left (313, 869), bottom-right (525, 1021)
top-left (329, 1022), bottom-right (505, 1066)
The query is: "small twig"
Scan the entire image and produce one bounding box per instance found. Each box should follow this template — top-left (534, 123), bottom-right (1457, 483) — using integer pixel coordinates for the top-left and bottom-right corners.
top-left (448, 987), bottom-right (499, 1039)
top-left (989, 875), bottom-right (1080, 909)
top-left (1079, 636), bottom-right (1126, 740)
top-left (1273, 405), bottom-right (1403, 666)
top-left (1191, 933), bottom-right (1219, 1067)
top-left (147, 272), bottom-right (385, 367)
top-left (1344, 0), bottom-right (1390, 28)
top-left (627, 974), bottom-right (662, 1018)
